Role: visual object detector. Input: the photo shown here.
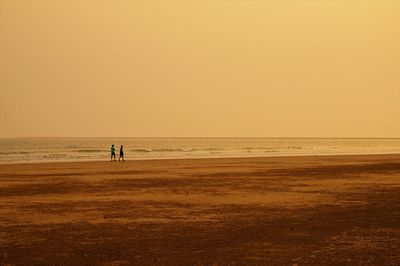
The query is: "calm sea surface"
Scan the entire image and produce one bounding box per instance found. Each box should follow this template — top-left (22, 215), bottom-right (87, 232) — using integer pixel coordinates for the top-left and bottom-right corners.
top-left (0, 138), bottom-right (399, 164)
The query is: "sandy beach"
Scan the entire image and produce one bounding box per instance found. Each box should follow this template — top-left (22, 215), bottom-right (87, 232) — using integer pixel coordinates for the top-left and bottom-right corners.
top-left (0, 154), bottom-right (399, 265)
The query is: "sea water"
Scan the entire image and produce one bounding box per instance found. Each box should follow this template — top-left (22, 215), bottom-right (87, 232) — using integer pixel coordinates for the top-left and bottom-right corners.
top-left (0, 138), bottom-right (399, 164)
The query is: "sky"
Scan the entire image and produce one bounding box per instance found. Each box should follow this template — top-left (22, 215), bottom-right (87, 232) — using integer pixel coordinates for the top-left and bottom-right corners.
top-left (0, 0), bottom-right (399, 138)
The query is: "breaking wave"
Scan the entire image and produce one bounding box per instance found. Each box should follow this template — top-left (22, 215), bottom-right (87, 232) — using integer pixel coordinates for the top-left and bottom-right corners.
top-left (74, 149), bottom-right (105, 153)
top-left (130, 148), bottom-right (222, 153)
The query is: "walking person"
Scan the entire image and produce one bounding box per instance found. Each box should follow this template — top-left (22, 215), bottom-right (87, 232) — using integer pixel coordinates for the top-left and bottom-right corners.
top-left (110, 144), bottom-right (116, 161)
top-left (118, 145), bottom-right (125, 161)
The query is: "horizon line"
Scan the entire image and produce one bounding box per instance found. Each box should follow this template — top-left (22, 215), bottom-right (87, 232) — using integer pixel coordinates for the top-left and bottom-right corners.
top-left (1, 137), bottom-right (400, 140)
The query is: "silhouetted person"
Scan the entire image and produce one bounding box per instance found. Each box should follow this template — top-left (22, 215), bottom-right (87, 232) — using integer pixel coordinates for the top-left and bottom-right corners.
top-left (118, 145), bottom-right (124, 161)
top-left (111, 144), bottom-right (116, 161)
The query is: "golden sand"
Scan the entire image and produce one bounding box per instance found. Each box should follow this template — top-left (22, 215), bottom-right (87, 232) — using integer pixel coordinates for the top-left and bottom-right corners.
top-left (1, 154), bottom-right (399, 264)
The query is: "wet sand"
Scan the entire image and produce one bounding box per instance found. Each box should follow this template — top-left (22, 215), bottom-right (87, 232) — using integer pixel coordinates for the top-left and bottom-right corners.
top-left (0, 154), bottom-right (399, 265)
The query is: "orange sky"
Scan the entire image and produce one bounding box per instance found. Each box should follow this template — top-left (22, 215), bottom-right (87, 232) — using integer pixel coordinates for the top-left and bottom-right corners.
top-left (0, 0), bottom-right (399, 138)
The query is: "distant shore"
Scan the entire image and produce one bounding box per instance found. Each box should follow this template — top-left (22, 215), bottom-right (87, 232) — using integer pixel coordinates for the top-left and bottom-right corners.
top-left (1, 154), bottom-right (399, 264)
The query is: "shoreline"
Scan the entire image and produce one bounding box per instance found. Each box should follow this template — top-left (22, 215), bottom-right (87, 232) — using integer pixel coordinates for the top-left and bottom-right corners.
top-left (1, 151), bottom-right (400, 166)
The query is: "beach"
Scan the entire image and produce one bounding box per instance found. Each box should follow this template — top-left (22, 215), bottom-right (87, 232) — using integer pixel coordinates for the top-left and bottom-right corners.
top-left (1, 154), bottom-right (399, 265)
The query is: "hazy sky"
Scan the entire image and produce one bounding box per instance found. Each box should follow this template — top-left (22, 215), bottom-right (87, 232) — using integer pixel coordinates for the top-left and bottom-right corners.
top-left (0, 0), bottom-right (399, 138)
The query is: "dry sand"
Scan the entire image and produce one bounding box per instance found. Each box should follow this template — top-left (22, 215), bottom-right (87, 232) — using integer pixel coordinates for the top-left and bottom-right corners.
top-left (0, 154), bottom-right (399, 265)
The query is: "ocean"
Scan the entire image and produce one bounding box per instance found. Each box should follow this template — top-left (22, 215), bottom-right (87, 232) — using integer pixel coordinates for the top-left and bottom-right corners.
top-left (0, 138), bottom-right (399, 164)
